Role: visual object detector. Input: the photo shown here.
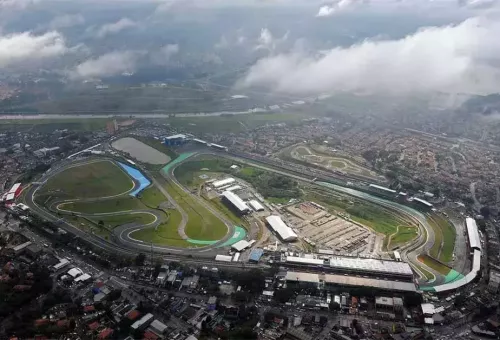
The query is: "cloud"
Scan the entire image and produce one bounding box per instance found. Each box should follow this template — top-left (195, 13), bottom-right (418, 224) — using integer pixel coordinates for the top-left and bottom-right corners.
top-left (238, 15), bottom-right (500, 97)
top-left (150, 44), bottom-right (179, 65)
top-left (96, 18), bottom-right (137, 38)
top-left (48, 14), bottom-right (85, 29)
top-left (0, 31), bottom-right (69, 68)
top-left (255, 28), bottom-right (289, 51)
top-left (458, 0), bottom-right (499, 9)
top-left (316, 0), bottom-right (358, 17)
top-left (71, 51), bottom-right (140, 79)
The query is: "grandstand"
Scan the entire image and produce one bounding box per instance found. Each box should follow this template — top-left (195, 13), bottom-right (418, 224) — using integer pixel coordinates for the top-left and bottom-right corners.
top-left (466, 217), bottom-right (481, 251)
top-left (285, 271), bottom-right (417, 294)
top-left (368, 184), bottom-right (396, 195)
top-left (283, 255), bottom-right (414, 281)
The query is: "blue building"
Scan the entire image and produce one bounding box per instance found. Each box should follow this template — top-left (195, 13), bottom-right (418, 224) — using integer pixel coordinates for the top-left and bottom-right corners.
top-left (249, 248), bottom-right (264, 263)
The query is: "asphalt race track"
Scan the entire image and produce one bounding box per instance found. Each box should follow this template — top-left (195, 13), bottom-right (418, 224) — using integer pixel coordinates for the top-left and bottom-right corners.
top-left (23, 151), bottom-right (451, 285)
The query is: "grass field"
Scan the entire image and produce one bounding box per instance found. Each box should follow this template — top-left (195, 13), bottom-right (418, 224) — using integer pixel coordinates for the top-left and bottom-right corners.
top-left (139, 186), bottom-right (167, 208)
top-left (427, 214), bottom-right (456, 263)
top-left (90, 213), bottom-right (156, 228)
top-left (388, 226), bottom-right (419, 249)
top-left (59, 196), bottom-right (140, 213)
top-left (39, 160), bottom-right (133, 199)
top-left (130, 209), bottom-right (195, 247)
top-left (163, 179), bottom-right (227, 241)
top-left (418, 254), bottom-right (451, 276)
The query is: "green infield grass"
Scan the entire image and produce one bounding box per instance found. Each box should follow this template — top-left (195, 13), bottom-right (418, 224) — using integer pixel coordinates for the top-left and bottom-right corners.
top-left (38, 160), bottom-right (133, 199)
top-left (389, 226), bottom-right (419, 249)
top-left (163, 179), bottom-right (227, 241)
top-left (129, 209), bottom-right (195, 247)
top-left (58, 196), bottom-right (140, 213)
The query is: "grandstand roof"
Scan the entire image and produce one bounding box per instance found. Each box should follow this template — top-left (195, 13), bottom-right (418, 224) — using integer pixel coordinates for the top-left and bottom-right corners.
top-left (369, 184), bottom-right (396, 193)
top-left (221, 191), bottom-right (249, 212)
top-left (265, 215), bottom-right (298, 242)
top-left (286, 255), bottom-right (413, 276)
top-left (285, 271), bottom-right (320, 283)
top-left (323, 274), bottom-right (416, 292)
top-left (413, 197), bottom-right (433, 207)
top-left (8, 183), bottom-right (21, 194)
top-left (285, 271), bottom-right (417, 292)
top-left (213, 178), bottom-right (235, 188)
top-left (466, 217), bottom-right (481, 251)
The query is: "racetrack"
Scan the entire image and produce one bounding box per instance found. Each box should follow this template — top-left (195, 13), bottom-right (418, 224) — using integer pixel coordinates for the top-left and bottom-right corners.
top-left (25, 156), bottom-right (234, 256)
top-left (24, 150), bottom-right (454, 286)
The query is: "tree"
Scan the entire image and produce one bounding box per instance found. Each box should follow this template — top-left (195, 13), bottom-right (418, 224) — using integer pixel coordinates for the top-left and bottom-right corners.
top-left (274, 288), bottom-right (295, 304)
top-left (480, 206), bottom-right (491, 219)
top-left (329, 301), bottom-right (340, 313)
top-left (135, 253), bottom-right (146, 266)
top-left (98, 220), bottom-right (104, 229)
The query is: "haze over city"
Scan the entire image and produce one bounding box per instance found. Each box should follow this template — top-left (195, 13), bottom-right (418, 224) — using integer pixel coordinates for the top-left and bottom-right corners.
top-left (1, 1), bottom-right (500, 340)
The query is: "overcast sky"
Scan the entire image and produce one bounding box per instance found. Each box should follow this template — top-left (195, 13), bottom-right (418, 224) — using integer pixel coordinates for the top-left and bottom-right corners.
top-left (0, 0), bottom-right (498, 98)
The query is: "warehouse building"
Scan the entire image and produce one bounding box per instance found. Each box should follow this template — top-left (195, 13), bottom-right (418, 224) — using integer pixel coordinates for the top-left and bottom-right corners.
top-left (221, 190), bottom-right (250, 214)
top-left (249, 200), bottom-right (265, 211)
top-left (265, 215), bottom-right (298, 242)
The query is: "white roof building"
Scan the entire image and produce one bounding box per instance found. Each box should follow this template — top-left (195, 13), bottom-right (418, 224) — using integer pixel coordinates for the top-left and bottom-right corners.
top-left (213, 178), bottom-right (235, 188)
top-left (67, 267), bottom-right (83, 278)
top-left (466, 217), bottom-right (481, 251)
top-left (221, 191), bottom-right (250, 213)
top-left (225, 185), bottom-right (242, 192)
top-left (231, 240), bottom-right (250, 252)
top-left (249, 200), bottom-right (265, 211)
top-left (215, 255), bottom-right (233, 262)
top-left (265, 215), bottom-right (298, 242)
top-left (150, 319), bottom-right (168, 334)
top-left (421, 303), bottom-right (435, 316)
top-left (74, 273), bottom-right (92, 282)
top-left (8, 183), bottom-right (21, 194)
top-left (53, 258), bottom-right (70, 270)
top-left (369, 184), bottom-right (396, 194)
